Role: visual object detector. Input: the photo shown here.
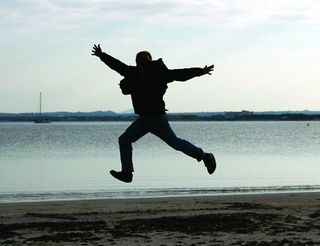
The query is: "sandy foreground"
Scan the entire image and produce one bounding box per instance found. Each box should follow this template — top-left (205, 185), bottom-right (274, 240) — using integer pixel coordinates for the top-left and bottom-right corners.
top-left (0, 192), bottom-right (320, 245)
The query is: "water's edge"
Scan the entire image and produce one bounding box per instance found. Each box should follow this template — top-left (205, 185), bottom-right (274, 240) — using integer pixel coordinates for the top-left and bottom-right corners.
top-left (1, 185), bottom-right (320, 203)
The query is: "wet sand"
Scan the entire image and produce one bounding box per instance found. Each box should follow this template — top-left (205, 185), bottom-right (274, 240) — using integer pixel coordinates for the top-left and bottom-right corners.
top-left (1, 192), bottom-right (320, 245)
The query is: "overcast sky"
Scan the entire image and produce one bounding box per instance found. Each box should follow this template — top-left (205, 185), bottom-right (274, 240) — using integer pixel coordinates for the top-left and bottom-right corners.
top-left (1, 0), bottom-right (320, 113)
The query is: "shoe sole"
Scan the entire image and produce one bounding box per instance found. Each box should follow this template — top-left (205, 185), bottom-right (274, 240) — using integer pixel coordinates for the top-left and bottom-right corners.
top-left (110, 170), bottom-right (132, 183)
top-left (207, 153), bottom-right (216, 174)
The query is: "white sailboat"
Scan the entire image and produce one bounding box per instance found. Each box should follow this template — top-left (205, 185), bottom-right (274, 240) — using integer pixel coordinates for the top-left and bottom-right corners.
top-left (34, 92), bottom-right (51, 123)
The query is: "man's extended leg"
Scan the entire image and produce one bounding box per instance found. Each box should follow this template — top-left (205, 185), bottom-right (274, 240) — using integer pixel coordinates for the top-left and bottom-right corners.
top-left (150, 115), bottom-right (216, 174)
top-left (150, 115), bottom-right (204, 161)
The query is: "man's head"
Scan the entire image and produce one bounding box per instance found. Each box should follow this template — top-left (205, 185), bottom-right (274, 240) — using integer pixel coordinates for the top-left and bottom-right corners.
top-left (136, 51), bottom-right (152, 66)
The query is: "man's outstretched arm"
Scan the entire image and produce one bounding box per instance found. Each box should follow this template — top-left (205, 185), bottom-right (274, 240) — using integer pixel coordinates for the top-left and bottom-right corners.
top-left (92, 44), bottom-right (130, 76)
top-left (166, 64), bottom-right (214, 82)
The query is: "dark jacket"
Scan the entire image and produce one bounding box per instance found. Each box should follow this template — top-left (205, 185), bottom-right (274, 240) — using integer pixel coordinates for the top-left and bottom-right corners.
top-left (99, 53), bottom-right (204, 115)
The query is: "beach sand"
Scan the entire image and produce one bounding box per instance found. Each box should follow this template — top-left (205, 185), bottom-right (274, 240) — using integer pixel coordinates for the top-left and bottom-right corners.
top-left (1, 192), bottom-right (320, 245)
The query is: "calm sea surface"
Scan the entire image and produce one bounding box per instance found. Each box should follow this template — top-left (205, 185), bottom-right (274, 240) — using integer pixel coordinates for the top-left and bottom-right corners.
top-left (1, 121), bottom-right (319, 202)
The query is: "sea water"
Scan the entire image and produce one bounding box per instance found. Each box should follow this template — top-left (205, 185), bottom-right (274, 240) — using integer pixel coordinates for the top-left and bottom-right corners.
top-left (0, 121), bottom-right (319, 202)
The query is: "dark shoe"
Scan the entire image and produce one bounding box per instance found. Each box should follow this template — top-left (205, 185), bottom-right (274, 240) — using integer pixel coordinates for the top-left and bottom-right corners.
top-left (203, 153), bottom-right (216, 174)
top-left (110, 170), bottom-right (133, 183)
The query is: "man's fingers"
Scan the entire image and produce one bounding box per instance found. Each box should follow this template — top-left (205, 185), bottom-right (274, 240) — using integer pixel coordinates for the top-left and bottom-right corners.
top-left (92, 44), bottom-right (102, 56)
top-left (207, 64), bottom-right (214, 73)
top-left (202, 64), bottom-right (214, 75)
top-left (93, 44), bottom-right (101, 50)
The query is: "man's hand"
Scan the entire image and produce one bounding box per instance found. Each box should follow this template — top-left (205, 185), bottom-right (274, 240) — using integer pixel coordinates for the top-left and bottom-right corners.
top-left (92, 44), bottom-right (103, 57)
top-left (202, 64), bottom-right (214, 75)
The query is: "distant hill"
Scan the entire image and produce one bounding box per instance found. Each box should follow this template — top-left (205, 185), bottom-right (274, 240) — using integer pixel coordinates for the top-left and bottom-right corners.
top-left (119, 108), bottom-right (135, 114)
top-left (176, 110), bottom-right (320, 117)
top-left (0, 110), bottom-right (117, 117)
top-left (0, 110), bottom-right (319, 122)
top-left (253, 110), bottom-right (320, 115)
top-left (45, 110), bottom-right (118, 117)
top-left (1, 110), bottom-right (320, 117)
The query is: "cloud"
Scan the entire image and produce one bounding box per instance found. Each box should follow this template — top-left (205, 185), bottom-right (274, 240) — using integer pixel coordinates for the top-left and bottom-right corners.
top-left (161, 0), bottom-right (320, 27)
top-left (1, 0), bottom-right (320, 38)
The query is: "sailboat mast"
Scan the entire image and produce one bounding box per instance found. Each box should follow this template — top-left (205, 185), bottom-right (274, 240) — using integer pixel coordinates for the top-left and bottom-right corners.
top-left (39, 92), bottom-right (42, 116)
top-left (34, 92), bottom-right (51, 123)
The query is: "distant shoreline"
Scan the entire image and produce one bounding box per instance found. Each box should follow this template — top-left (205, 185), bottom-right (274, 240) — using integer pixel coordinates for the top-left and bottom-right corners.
top-left (0, 112), bottom-right (319, 122)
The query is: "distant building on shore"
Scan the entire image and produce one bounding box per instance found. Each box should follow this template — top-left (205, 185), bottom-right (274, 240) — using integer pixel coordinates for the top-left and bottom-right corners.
top-left (224, 110), bottom-right (254, 119)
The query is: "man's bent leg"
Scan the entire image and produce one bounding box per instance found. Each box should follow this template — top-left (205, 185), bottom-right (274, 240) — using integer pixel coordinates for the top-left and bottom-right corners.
top-left (118, 117), bottom-right (148, 173)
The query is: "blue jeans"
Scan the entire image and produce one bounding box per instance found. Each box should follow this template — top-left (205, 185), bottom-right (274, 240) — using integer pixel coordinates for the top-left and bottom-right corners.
top-left (118, 115), bottom-right (205, 172)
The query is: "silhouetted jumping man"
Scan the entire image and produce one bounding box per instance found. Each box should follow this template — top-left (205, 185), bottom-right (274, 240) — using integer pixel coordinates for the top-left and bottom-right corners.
top-left (92, 44), bottom-right (216, 183)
